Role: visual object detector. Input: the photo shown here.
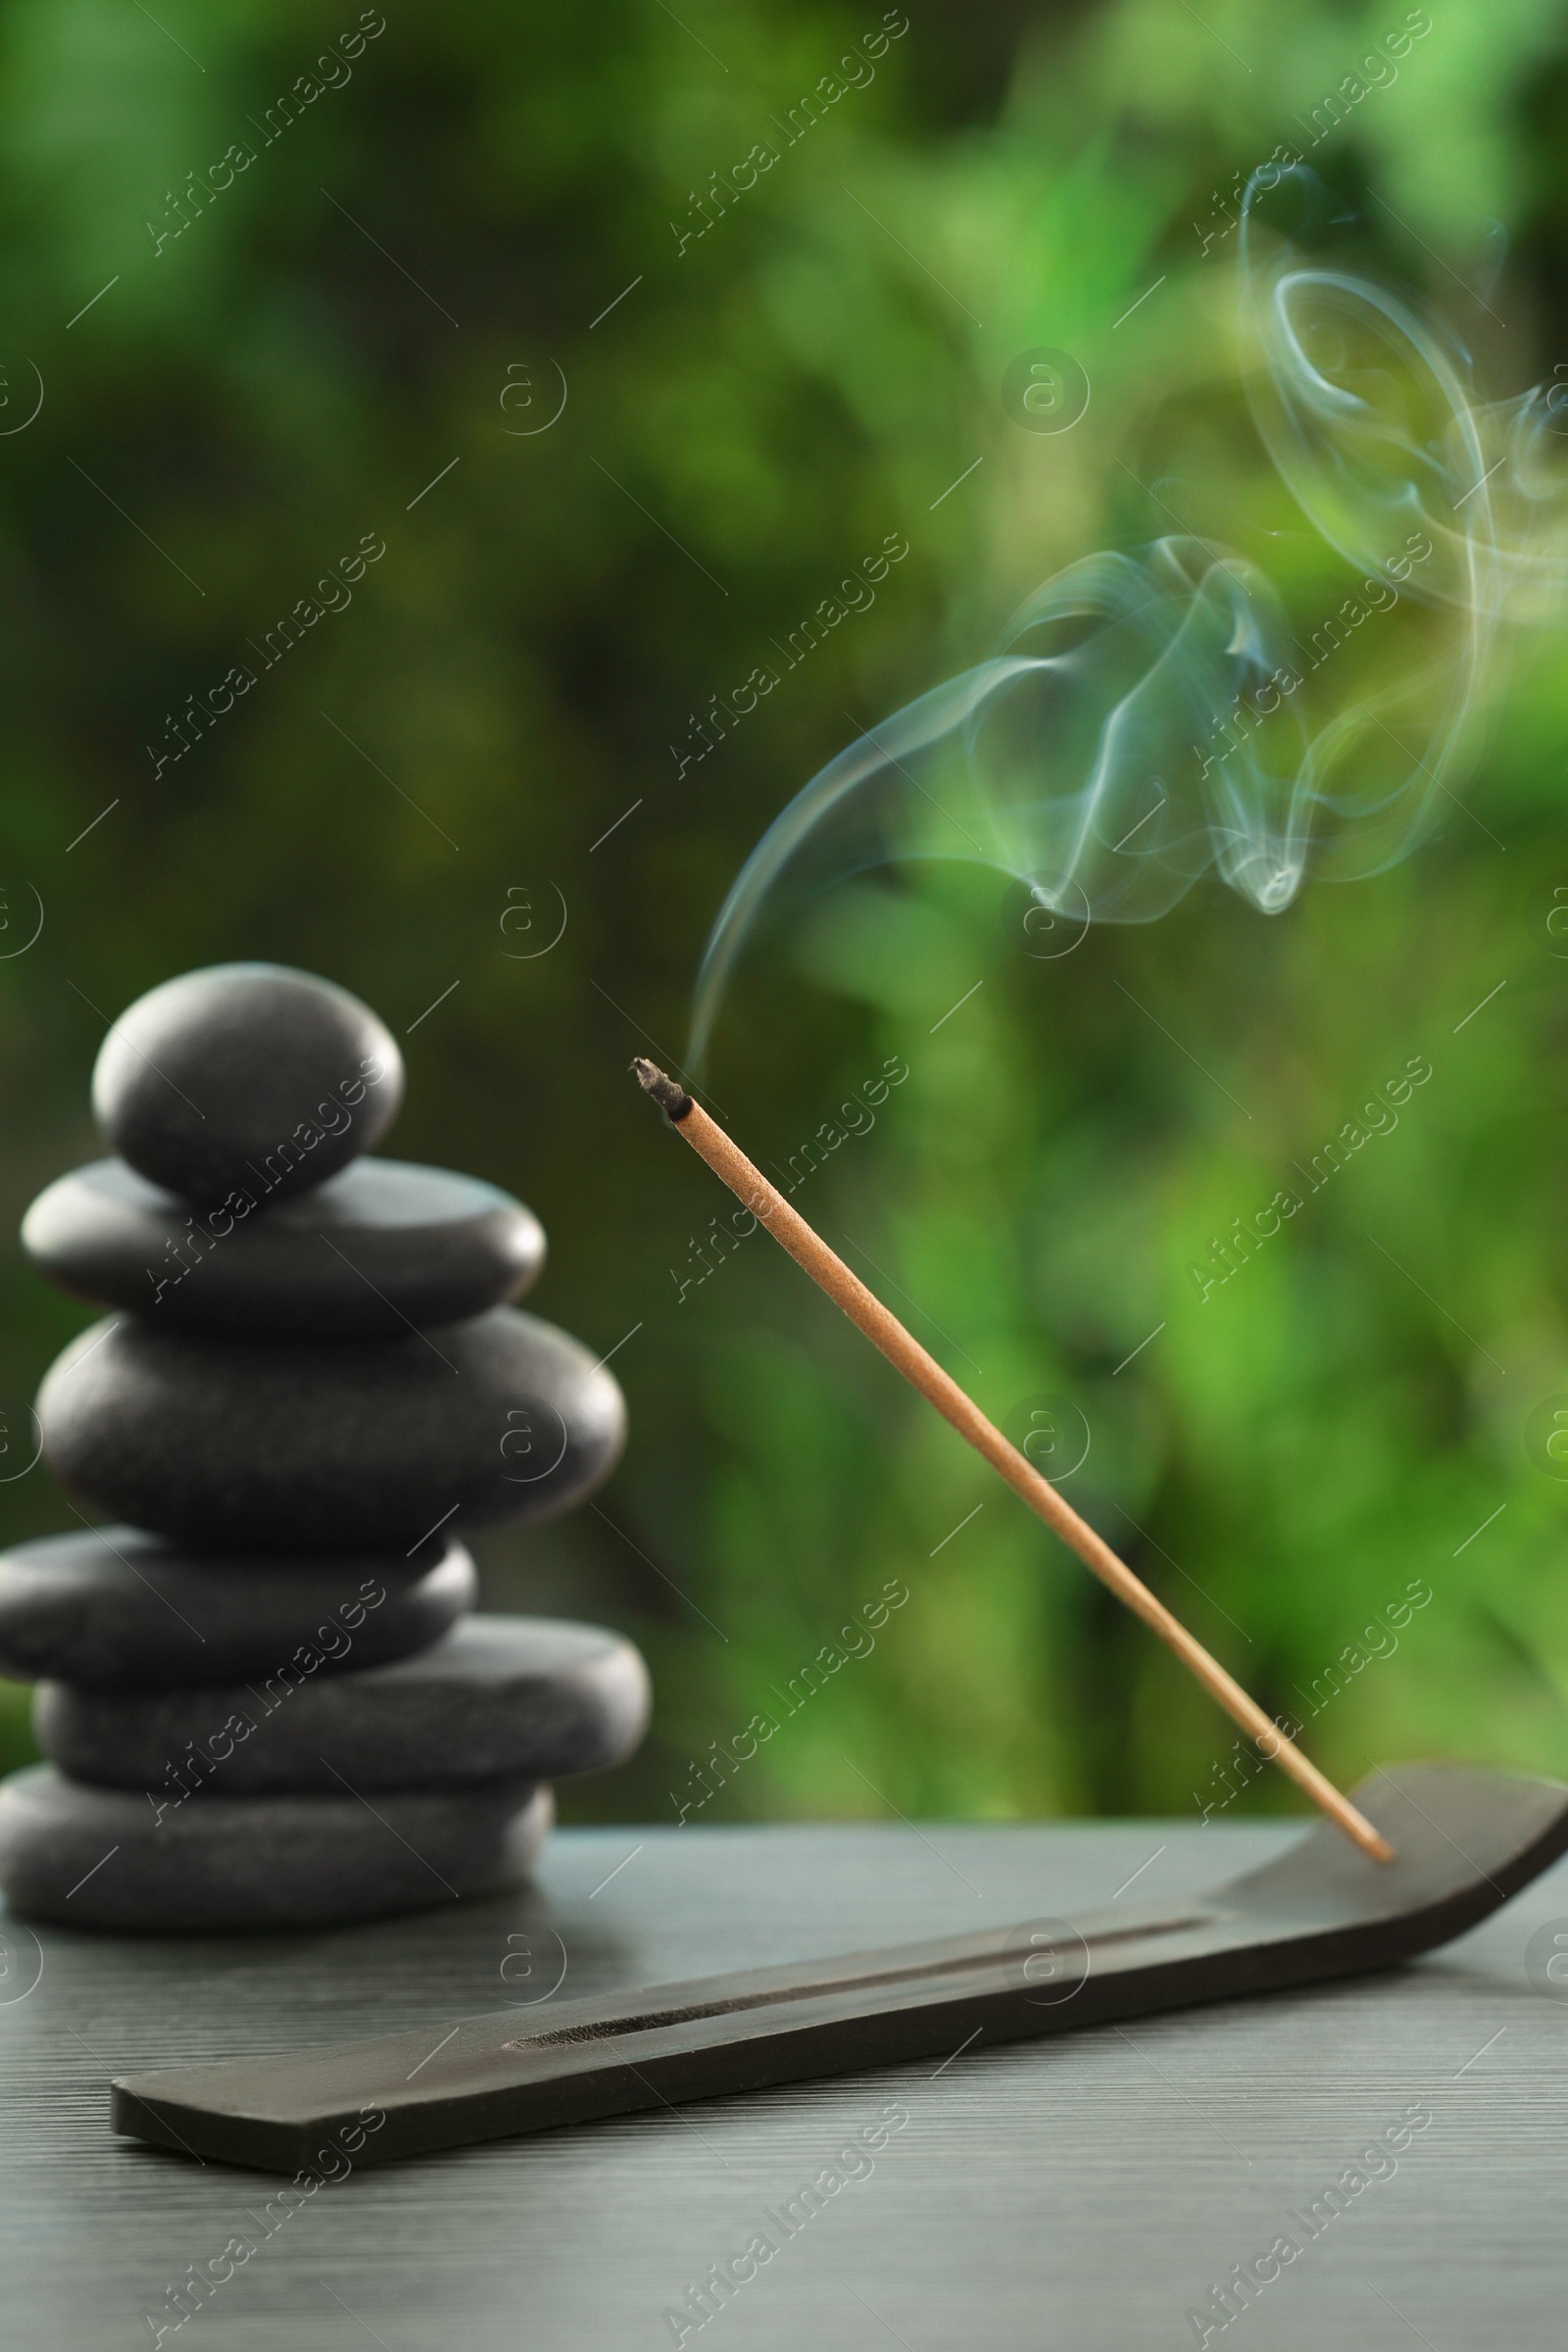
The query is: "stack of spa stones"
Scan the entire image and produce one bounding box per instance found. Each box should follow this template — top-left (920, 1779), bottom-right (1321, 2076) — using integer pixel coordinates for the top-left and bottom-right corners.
top-left (0, 962), bottom-right (648, 1932)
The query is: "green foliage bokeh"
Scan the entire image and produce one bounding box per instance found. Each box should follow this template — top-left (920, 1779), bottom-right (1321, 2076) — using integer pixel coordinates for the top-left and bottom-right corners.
top-left (0, 0), bottom-right (1565, 1834)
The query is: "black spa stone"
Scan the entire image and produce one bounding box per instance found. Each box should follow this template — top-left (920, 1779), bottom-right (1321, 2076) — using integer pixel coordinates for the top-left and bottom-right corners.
top-left (23, 1157), bottom-right (545, 1335)
top-left (35, 1614), bottom-right (651, 1794)
top-left (37, 1305), bottom-right (625, 1551)
top-left (0, 1764), bottom-right (551, 1931)
top-left (0, 1526), bottom-right (476, 1689)
top-left (91, 962), bottom-right (403, 1204)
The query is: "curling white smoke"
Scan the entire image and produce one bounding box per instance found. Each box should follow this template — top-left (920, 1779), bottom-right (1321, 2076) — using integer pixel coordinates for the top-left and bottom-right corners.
top-left (690, 169), bottom-right (1568, 1063)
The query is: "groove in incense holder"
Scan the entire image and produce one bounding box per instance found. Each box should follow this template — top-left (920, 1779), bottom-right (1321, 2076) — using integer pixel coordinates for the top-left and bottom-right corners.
top-left (633, 1060), bottom-right (1394, 1865)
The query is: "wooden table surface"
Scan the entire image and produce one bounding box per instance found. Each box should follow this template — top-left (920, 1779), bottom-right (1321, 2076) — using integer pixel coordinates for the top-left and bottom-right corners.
top-left (2, 1815), bottom-right (1565, 2349)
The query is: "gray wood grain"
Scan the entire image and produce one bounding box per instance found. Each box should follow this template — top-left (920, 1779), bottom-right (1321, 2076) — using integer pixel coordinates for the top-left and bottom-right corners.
top-left (2, 1818), bottom-right (1564, 2349)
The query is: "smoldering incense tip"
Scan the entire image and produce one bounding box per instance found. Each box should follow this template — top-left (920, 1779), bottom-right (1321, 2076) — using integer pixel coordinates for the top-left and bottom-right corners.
top-left (631, 1057), bottom-right (694, 1121)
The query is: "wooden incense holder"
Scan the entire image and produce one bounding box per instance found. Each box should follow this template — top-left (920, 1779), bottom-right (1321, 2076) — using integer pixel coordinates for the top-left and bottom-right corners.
top-left (111, 1762), bottom-right (1568, 2175)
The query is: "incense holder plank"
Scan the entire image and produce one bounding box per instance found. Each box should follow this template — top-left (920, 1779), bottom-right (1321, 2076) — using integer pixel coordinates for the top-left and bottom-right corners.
top-left (110, 1762), bottom-right (1568, 2172)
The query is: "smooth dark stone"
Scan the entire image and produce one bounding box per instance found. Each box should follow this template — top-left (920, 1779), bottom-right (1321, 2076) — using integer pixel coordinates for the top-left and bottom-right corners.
top-left (37, 1305), bottom-right (625, 1550)
top-left (91, 962), bottom-right (403, 1204)
top-left (35, 1614), bottom-right (651, 1793)
top-left (23, 1157), bottom-right (545, 1335)
top-left (0, 1764), bottom-right (550, 1932)
top-left (0, 1527), bottom-right (475, 1688)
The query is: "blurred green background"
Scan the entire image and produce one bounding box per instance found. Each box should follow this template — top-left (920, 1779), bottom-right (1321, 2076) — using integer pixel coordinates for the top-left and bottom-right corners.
top-left (0, 0), bottom-right (1564, 1835)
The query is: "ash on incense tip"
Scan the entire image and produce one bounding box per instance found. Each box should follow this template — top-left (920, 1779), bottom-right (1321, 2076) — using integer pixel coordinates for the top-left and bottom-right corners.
top-left (630, 1057), bottom-right (693, 1120)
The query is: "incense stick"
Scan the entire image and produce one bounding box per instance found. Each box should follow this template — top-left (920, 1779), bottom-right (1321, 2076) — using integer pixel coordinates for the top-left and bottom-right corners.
top-left (633, 1058), bottom-right (1394, 1865)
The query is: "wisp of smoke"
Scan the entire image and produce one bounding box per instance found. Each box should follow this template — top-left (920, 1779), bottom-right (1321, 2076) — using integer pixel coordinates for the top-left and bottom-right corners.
top-left (690, 169), bottom-right (1568, 1065)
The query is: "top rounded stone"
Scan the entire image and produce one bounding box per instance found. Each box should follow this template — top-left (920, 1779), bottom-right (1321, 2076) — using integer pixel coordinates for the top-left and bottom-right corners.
top-left (92, 962), bottom-right (404, 1204)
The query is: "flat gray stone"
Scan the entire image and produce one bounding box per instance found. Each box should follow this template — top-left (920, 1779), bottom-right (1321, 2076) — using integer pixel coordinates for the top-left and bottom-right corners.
top-left (0, 1764), bottom-right (550, 1931)
top-left (23, 1157), bottom-right (545, 1335)
top-left (37, 1305), bottom-right (625, 1550)
top-left (0, 1527), bottom-right (475, 1688)
top-left (91, 962), bottom-right (403, 1204)
top-left (35, 1614), bottom-right (651, 1793)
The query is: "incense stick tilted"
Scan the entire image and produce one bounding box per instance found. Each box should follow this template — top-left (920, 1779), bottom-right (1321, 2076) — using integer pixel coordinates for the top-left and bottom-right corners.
top-left (633, 1058), bottom-right (1394, 1865)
